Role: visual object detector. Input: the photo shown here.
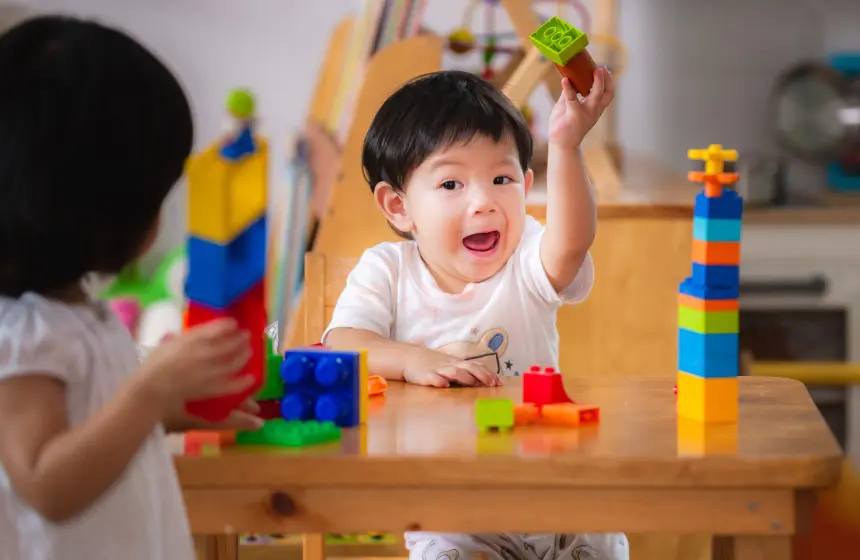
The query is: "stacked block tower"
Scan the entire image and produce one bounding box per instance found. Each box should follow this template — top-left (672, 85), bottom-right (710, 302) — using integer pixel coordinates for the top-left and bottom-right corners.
top-left (677, 144), bottom-right (743, 423)
top-left (183, 89), bottom-right (268, 421)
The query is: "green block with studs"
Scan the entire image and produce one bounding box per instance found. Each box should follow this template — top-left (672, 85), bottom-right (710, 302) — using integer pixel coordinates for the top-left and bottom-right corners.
top-left (528, 16), bottom-right (589, 66)
top-left (475, 398), bottom-right (514, 432)
top-left (678, 306), bottom-right (739, 334)
top-left (254, 339), bottom-right (284, 400)
top-left (236, 419), bottom-right (341, 447)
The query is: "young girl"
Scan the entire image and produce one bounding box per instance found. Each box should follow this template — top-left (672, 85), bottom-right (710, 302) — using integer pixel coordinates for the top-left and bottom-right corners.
top-left (0, 16), bottom-right (262, 559)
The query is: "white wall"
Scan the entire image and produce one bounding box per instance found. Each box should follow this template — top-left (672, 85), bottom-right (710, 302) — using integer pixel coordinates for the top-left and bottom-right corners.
top-left (2, 0), bottom-right (859, 266)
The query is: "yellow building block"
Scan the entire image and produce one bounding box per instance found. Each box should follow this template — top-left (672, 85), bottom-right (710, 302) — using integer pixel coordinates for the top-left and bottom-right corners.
top-left (186, 137), bottom-right (268, 243)
top-left (677, 416), bottom-right (738, 456)
top-left (677, 371), bottom-right (738, 423)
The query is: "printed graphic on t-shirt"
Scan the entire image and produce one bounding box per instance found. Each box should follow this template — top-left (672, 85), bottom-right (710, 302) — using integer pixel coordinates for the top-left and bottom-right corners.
top-left (435, 328), bottom-right (518, 376)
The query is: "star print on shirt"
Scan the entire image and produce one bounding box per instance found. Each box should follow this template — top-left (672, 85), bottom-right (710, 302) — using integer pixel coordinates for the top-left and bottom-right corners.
top-left (505, 360), bottom-right (513, 370)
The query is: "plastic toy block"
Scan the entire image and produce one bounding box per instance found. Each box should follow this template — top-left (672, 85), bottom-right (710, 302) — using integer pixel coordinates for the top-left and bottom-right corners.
top-left (677, 371), bottom-right (738, 423)
top-left (677, 306), bottom-right (739, 334)
top-left (183, 431), bottom-right (220, 455)
top-left (691, 239), bottom-right (740, 266)
top-left (679, 277), bottom-right (739, 300)
top-left (514, 403), bottom-right (540, 426)
top-left (693, 217), bottom-right (742, 242)
top-left (280, 348), bottom-right (368, 427)
top-left (677, 293), bottom-right (738, 312)
top-left (185, 215), bottom-right (267, 309)
top-left (540, 403), bottom-right (600, 427)
top-left (475, 398), bottom-right (514, 432)
top-left (256, 399), bottom-right (282, 420)
top-left (255, 339), bottom-right (285, 400)
top-left (691, 263), bottom-right (739, 288)
top-left (220, 124), bottom-right (256, 161)
top-left (678, 329), bottom-right (739, 378)
top-left (528, 16), bottom-right (589, 66)
top-left (693, 190), bottom-right (743, 220)
top-left (236, 419), bottom-right (341, 447)
top-left (184, 282), bottom-right (266, 422)
top-left (523, 365), bottom-right (573, 407)
top-left (688, 144), bottom-right (739, 197)
top-left (186, 137), bottom-right (268, 244)
top-left (367, 375), bottom-right (388, 397)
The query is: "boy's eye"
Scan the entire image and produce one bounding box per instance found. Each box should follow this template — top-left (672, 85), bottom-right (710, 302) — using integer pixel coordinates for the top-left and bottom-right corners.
top-left (493, 176), bottom-right (513, 185)
top-left (441, 180), bottom-right (462, 190)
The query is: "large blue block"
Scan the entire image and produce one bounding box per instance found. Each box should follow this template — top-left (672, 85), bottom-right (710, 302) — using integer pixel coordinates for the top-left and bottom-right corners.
top-left (280, 348), bottom-right (363, 428)
top-left (692, 263), bottom-right (739, 287)
top-left (679, 277), bottom-right (739, 300)
top-left (185, 215), bottom-right (266, 309)
top-left (678, 328), bottom-right (739, 378)
top-left (693, 217), bottom-right (742, 242)
top-left (694, 190), bottom-right (743, 220)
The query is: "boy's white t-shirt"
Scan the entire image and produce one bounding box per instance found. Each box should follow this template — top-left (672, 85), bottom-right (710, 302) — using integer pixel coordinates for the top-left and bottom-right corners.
top-left (323, 215), bottom-right (594, 376)
top-left (0, 293), bottom-right (194, 560)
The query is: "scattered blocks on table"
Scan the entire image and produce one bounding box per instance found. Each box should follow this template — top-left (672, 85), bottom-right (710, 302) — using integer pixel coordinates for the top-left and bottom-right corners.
top-left (540, 403), bottom-right (600, 427)
top-left (693, 217), bottom-right (742, 242)
top-left (185, 215), bottom-right (267, 309)
top-left (475, 398), bottom-right (515, 432)
top-left (236, 419), bottom-right (341, 447)
top-left (514, 403), bottom-right (540, 426)
top-left (677, 371), bottom-right (738, 423)
top-left (280, 347), bottom-right (368, 427)
top-left (523, 365), bottom-right (573, 407)
top-left (677, 329), bottom-right (739, 378)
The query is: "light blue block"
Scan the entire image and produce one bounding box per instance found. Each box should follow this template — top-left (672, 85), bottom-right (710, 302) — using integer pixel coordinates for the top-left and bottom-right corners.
top-left (692, 217), bottom-right (742, 242)
top-left (678, 328), bottom-right (739, 378)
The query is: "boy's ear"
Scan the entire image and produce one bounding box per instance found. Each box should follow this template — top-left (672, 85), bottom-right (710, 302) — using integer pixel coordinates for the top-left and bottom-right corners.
top-left (374, 182), bottom-right (415, 234)
top-left (524, 168), bottom-right (534, 197)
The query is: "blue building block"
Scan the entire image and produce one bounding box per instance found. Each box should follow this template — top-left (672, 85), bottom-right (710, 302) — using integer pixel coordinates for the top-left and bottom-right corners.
top-left (692, 263), bottom-right (739, 288)
top-left (185, 215), bottom-right (266, 309)
top-left (692, 217), bottom-right (742, 242)
top-left (678, 328), bottom-right (739, 378)
top-left (693, 190), bottom-right (743, 220)
top-left (219, 124), bottom-right (256, 161)
top-left (280, 348), bottom-right (364, 428)
top-left (679, 277), bottom-right (739, 300)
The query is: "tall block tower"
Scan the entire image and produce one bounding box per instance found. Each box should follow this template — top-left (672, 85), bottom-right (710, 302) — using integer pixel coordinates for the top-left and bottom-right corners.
top-left (677, 144), bottom-right (742, 423)
top-left (183, 89), bottom-right (267, 422)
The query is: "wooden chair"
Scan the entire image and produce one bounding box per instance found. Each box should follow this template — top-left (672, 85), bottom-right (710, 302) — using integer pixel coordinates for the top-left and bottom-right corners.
top-left (297, 253), bottom-right (405, 560)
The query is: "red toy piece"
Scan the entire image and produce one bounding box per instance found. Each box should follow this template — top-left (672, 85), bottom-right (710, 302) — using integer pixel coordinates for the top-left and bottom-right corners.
top-left (184, 281), bottom-right (267, 422)
top-left (256, 399), bottom-right (281, 420)
top-left (674, 384), bottom-right (678, 396)
top-left (523, 365), bottom-right (574, 407)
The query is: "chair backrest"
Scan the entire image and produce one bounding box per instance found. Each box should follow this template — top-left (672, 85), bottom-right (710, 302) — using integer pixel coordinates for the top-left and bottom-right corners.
top-left (303, 252), bottom-right (359, 344)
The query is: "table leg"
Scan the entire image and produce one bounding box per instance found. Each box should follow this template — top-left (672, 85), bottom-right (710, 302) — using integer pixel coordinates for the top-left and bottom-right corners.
top-left (712, 536), bottom-right (791, 560)
top-left (193, 534), bottom-right (239, 560)
top-left (303, 533), bottom-right (325, 560)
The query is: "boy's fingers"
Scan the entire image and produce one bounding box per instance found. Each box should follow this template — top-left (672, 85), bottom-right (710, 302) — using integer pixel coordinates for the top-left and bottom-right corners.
top-left (461, 362), bottom-right (497, 386)
top-left (439, 366), bottom-right (479, 387)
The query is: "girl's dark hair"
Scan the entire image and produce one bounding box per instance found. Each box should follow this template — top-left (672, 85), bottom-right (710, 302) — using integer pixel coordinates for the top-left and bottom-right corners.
top-left (362, 70), bottom-right (533, 193)
top-left (0, 15), bottom-right (193, 297)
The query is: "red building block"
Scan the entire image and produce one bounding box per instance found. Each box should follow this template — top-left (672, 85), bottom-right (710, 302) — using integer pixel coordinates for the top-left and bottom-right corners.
top-left (184, 281), bottom-right (267, 422)
top-left (523, 365), bottom-right (573, 407)
top-left (257, 398), bottom-right (281, 420)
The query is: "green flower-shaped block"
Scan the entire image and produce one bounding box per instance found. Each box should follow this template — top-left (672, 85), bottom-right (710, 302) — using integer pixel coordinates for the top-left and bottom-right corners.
top-left (237, 419), bottom-right (341, 447)
top-left (528, 16), bottom-right (589, 67)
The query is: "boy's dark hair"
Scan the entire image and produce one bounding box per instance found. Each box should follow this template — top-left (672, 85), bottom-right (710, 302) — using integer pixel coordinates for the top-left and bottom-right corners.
top-left (362, 70), bottom-right (533, 239)
top-left (0, 16), bottom-right (193, 297)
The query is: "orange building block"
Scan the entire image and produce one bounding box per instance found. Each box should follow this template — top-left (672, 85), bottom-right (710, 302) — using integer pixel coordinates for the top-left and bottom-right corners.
top-left (514, 403), bottom-right (540, 425)
top-left (691, 239), bottom-right (741, 266)
top-left (540, 403), bottom-right (600, 427)
top-left (677, 293), bottom-right (739, 311)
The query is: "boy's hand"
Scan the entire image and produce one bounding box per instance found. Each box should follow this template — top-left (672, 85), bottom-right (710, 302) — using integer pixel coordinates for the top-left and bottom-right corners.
top-left (547, 67), bottom-right (615, 149)
top-left (403, 347), bottom-right (502, 388)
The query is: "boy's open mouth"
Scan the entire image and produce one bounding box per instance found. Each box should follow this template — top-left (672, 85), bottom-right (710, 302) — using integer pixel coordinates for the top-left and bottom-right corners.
top-left (462, 231), bottom-right (500, 253)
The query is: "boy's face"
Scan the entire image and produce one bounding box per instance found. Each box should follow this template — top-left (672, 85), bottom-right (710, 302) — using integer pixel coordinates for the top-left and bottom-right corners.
top-left (375, 134), bottom-right (533, 292)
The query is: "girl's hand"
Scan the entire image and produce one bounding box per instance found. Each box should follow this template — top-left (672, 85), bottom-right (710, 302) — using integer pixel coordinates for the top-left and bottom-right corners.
top-left (402, 347), bottom-right (502, 388)
top-left (547, 68), bottom-right (615, 149)
top-left (165, 397), bottom-right (264, 433)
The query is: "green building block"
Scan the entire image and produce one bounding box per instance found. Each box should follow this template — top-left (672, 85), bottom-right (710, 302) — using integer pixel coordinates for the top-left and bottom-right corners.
top-left (528, 16), bottom-right (589, 67)
top-left (255, 339), bottom-right (285, 400)
top-left (475, 398), bottom-right (514, 432)
top-left (678, 307), bottom-right (739, 334)
top-left (236, 419), bottom-right (341, 447)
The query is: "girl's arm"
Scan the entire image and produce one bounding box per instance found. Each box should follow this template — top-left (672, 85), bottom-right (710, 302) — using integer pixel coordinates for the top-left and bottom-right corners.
top-left (0, 373), bottom-right (164, 523)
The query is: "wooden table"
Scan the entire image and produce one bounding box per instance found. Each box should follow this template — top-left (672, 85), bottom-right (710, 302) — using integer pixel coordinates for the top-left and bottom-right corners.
top-left (176, 376), bottom-right (842, 560)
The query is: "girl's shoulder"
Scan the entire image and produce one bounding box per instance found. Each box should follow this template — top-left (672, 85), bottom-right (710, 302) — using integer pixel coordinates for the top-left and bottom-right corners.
top-left (0, 293), bottom-right (99, 385)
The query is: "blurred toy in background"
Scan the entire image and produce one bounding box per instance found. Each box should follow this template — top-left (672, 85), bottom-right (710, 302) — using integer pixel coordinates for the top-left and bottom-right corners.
top-left (220, 88), bottom-right (257, 161)
top-left (100, 246), bottom-right (186, 348)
